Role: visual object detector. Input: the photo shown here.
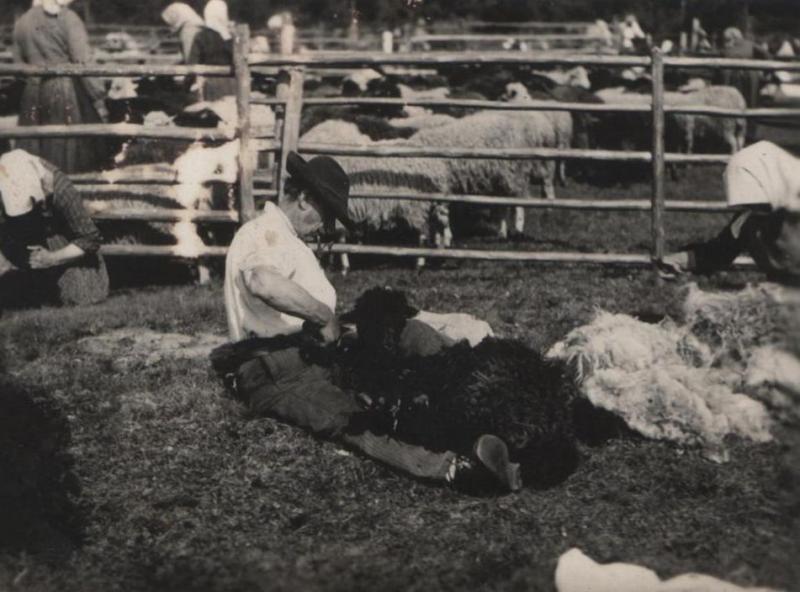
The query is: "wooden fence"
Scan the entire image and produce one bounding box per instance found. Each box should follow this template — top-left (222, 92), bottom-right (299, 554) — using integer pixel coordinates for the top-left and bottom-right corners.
top-left (2, 25), bottom-right (799, 272)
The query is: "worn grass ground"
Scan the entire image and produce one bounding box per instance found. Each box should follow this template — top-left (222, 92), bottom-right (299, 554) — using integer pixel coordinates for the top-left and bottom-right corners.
top-left (1, 170), bottom-right (798, 592)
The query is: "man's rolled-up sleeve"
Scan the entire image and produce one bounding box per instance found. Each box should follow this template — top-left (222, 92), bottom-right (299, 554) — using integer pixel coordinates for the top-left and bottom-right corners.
top-left (685, 212), bottom-right (750, 273)
top-left (51, 170), bottom-right (102, 254)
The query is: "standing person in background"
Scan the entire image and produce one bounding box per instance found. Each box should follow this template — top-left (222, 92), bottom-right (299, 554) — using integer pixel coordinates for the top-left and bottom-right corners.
top-left (12, 0), bottom-right (108, 174)
top-left (186, 0), bottom-right (236, 101)
top-left (721, 27), bottom-right (770, 108)
top-left (161, 2), bottom-right (204, 64)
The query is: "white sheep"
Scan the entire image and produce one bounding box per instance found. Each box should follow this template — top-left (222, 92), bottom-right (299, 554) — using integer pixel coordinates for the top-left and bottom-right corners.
top-left (596, 83), bottom-right (747, 154)
top-left (410, 109), bottom-right (560, 238)
top-left (505, 82), bottom-right (574, 188)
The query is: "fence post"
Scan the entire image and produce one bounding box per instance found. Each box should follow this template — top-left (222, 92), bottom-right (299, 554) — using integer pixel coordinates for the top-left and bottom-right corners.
top-left (650, 47), bottom-right (666, 264)
top-left (234, 24), bottom-right (255, 224)
top-left (274, 67), bottom-right (305, 207)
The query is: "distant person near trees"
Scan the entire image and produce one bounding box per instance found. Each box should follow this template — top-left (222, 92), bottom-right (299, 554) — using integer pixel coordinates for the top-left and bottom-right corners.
top-left (13, 0), bottom-right (108, 173)
top-left (161, 2), bottom-right (204, 63)
top-left (186, 0), bottom-right (237, 101)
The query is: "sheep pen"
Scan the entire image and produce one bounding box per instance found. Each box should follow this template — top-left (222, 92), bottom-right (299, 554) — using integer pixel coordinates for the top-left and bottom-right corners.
top-left (300, 120), bottom-right (453, 273)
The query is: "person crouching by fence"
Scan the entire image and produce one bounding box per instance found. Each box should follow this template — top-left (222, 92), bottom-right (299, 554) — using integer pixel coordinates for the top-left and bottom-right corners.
top-left (0, 149), bottom-right (108, 308)
top-left (211, 151), bottom-right (521, 494)
top-left (661, 141), bottom-right (800, 286)
top-left (13, 0), bottom-right (108, 174)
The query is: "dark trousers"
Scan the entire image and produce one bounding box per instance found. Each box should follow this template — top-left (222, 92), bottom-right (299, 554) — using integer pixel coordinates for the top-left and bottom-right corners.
top-left (235, 347), bottom-right (454, 481)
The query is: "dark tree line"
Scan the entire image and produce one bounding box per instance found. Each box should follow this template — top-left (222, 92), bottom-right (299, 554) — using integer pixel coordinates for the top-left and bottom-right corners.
top-left (5, 0), bottom-right (798, 40)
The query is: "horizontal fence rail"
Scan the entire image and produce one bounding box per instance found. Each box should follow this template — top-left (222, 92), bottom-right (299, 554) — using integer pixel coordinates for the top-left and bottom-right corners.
top-left (250, 52), bottom-right (651, 68)
top-left (0, 63), bottom-right (232, 77)
top-left (297, 142), bottom-right (653, 162)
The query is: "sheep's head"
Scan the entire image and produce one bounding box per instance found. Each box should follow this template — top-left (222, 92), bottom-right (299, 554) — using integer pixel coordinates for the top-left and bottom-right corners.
top-left (565, 66), bottom-right (591, 90)
top-left (503, 82), bottom-right (530, 102)
top-left (341, 287), bottom-right (418, 355)
top-left (107, 77), bottom-right (139, 100)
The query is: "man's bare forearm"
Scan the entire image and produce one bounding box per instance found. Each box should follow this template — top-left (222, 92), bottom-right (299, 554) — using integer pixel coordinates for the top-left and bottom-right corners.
top-left (244, 266), bottom-right (333, 326)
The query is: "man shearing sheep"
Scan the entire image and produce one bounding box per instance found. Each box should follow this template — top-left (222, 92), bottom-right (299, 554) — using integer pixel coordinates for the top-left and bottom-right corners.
top-left (662, 141), bottom-right (800, 285)
top-left (215, 151), bottom-right (521, 493)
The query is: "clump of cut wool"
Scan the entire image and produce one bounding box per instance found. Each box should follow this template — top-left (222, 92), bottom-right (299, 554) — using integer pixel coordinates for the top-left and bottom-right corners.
top-left (547, 307), bottom-right (774, 461)
top-left (547, 311), bottom-right (711, 381)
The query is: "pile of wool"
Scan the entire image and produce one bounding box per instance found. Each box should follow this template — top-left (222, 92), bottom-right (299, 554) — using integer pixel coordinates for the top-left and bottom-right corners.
top-left (547, 310), bottom-right (773, 462)
top-left (338, 287), bottom-right (580, 488)
top-left (686, 283), bottom-right (800, 427)
top-left (0, 376), bottom-right (83, 556)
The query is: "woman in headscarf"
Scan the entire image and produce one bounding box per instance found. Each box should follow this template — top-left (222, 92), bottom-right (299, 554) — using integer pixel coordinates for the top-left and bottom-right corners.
top-left (161, 2), bottom-right (204, 64)
top-left (12, 0), bottom-right (108, 174)
top-left (0, 148), bottom-right (108, 306)
top-left (721, 27), bottom-right (770, 108)
top-left (186, 0), bottom-right (236, 101)
top-left (662, 141), bottom-right (800, 286)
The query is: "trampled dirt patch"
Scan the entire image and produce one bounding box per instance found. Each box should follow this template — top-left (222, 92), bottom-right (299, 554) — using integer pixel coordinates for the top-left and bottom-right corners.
top-left (78, 328), bottom-right (226, 371)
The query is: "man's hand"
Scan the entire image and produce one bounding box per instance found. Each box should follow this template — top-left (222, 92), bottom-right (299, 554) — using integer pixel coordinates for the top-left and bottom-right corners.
top-left (658, 251), bottom-right (690, 279)
top-left (28, 246), bottom-right (61, 269)
top-left (318, 317), bottom-right (341, 344)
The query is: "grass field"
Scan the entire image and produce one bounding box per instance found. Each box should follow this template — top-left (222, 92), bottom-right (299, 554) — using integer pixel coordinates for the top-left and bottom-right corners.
top-left (1, 170), bottom-right (798, 592)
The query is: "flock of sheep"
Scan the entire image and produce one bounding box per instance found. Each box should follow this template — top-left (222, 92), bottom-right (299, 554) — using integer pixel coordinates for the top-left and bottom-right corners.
top-left (0, 62), bottom-right (750, 272)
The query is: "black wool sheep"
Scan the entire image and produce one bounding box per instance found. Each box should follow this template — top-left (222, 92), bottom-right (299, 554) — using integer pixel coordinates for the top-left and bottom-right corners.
top-left (0, 376), bottom-right (84, 557)
top-left (337, 287), bottom-right (580, 489)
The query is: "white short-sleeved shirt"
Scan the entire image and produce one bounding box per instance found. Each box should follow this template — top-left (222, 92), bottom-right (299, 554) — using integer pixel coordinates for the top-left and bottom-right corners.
top-left (224, 202), bottom-right (336, 341)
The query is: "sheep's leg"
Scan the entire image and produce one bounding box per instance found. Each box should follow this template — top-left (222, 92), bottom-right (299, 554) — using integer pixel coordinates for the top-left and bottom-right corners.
top-left (498, 215), bottom-right (509, 240)
top-left (443, 225), bottom-right (453, 248)
top-left (416, 233), bottom-right (427, 272)
top-left (557, 159), bottom-right (567, 186)
top-left (514, 206), bottom-right (525, 235)
top-left (739, 119), bottom-right (747, 151)
top-left (197, 263), bottom-right (211, 285)
top-left (543, 175), bottom-right (556, 200)
top-left (339, 234), bottom-right (350, 276)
